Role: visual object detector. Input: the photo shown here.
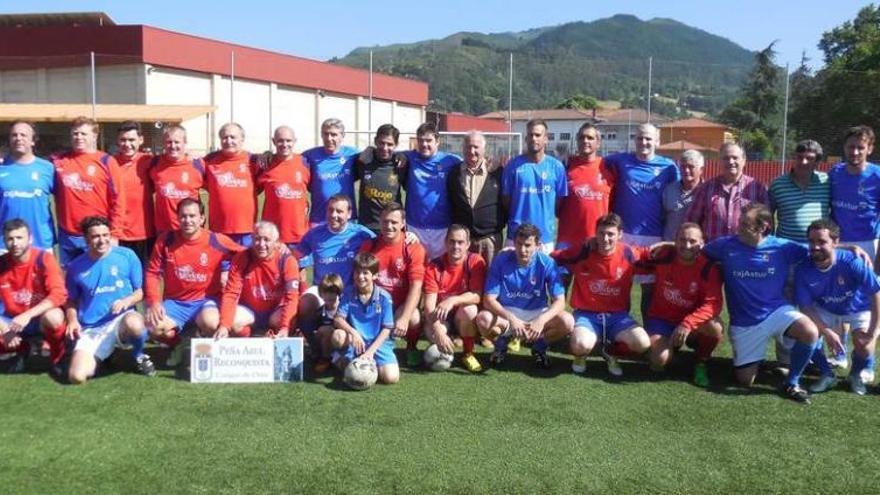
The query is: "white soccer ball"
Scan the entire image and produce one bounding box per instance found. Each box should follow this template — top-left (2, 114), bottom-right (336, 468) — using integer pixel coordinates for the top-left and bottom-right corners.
top-left (423, 344), bottom-right (454, 372)
top-left (343, 357), bottom-right (378, 390)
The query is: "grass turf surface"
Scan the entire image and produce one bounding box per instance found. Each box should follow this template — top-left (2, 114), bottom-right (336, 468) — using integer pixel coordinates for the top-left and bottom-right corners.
top-left (3, 294), bottom-right (880, 494)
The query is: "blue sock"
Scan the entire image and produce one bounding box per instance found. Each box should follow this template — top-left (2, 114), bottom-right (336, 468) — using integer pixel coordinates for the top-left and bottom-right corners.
top-left (495, 335), bottom-right (509, 353)
top-left (851, 352), bottom-right (871, 377)
top-left (534, 337), bottom-right (548, 354)
top-left (866, 354), bottom-right (875, 375)
top-left (811, 338), bottom-right (834, 377)
top-left (786, 341), bottom-right (817, 387)
top-left (129, 330), bottom-right (147, 359)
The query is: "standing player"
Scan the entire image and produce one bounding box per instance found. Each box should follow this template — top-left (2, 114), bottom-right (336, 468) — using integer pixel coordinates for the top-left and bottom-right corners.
top-left (215, 221), bottom-right (300, 339)
top-left (53, 117), bottom-right (126, 263)
top-left (0, 121), bottom-right (56, 250)
top-left (356, 124), bottom-right (403, 233)
top-left (795, 219), bottom-right (880, 395)
top-left (403, 122), bottom-right (462, 259)
top-left (114, 121), bottom-right (156, 264)
top-left (303, 118), bottom-right (358, 227)
top-left (557, 123), bottom-right (613, 249)
top-left (552, 213), bottom-right (653, 377)
top-left (0, 219), bottom-right (67, 374)
top-left (644, 223), bottom-right (724, 386)
top-left (830, 125), bottom-right (880, 261)
top-left (204, 123), bottom-right (262, 246)
top-left (502, 119), bottom-right (568, 253)
top-left (423, 224), bottom-right (487, 373)
top-left (65, 216), bottom-right (151, 384)
top-left (605, 123), bottom-right (678, 318)
top-left (259, 126), bottom-right (310, 249)
top-left (360, 203), bottom-right (427, 367)
top-left (144, 199), bottom-right (244, 366)
top-left (475, 223), bottom-right (574, 369)
top-left (702, 203), bottom-right (820, 403)
top-left (149, 125), bottom-right (205, 234)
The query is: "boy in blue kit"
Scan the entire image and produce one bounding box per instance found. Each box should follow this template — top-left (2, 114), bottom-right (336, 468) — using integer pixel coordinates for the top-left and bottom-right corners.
top-left (331, 252), bottom-right (399, 385)
top-left (65, 216), bottom-right (153, 384)
top-left (796, 219), bottom-right (880, 395)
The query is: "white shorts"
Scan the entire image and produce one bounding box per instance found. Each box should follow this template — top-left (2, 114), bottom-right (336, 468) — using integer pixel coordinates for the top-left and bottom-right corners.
top-left (814, 306), bottom-right (872, 333)
top-left (303, 285), bottom-right (326, 306)
top-left (73, 311), bottom-right (133, 361)
top-left (503, 238), bottom-right (555, 255)
top-left (622, 233), bottom-right (660, 284)
top-left (499, 306), bottom-right (548, 336)
top-left (407, 224), bottom-right (447, 260)
top-left (729, 305), bottom-right (804, 367)
top-left (850, 239), bottom-right (878, 262)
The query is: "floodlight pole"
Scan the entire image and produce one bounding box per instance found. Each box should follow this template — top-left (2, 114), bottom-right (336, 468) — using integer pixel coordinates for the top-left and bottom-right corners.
top-left (780, 63), bottom-right (791, 170)
top-left (647, 56), bottom-right (653, 123)
top-left (230, 51), bottom-right (236, 122)
top-left (90, 51), bottom-right (96, 119)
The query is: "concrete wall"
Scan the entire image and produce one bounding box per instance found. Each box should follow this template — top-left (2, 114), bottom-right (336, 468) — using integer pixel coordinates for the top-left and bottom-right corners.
top-left (0, 64), bottom-right (144, 103)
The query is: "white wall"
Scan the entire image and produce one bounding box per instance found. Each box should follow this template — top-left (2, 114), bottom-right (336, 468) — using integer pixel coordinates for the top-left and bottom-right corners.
top-left (272, 84), bottom-right (317, 153)
top-left (146, 66), bottom-right (213, 155)
top-left (0, 64), bottom-right (143, 103)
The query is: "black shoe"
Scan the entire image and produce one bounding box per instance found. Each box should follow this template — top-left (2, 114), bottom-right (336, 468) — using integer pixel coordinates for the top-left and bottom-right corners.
top-left (489, 349), bottom-right (507, 367)
top-left (782, 384), bottom-right (811, 404)
top-left (5, 353), bottom-right (26, 374)
top-left (532, 349), bottom-right (551, 369)
top-left (135, 354), bottom-right (157, 377)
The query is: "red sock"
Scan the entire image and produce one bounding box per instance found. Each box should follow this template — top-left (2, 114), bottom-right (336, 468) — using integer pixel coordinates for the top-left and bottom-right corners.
top-left (44, 323), bottom-right (67, 365)
top-left (234, 325), bottom-right (252, 338)
top-left (610, 341), bottom-right (631, 358)
top-left (405, 326), bottom-right (420, 350)
top-left (462, 336), bottom-right (474, 354)
top-left (695, 332), bottom-right (721, 362)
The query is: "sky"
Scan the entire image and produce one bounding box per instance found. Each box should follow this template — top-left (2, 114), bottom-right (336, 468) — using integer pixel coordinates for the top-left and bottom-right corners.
top-left (5, 0), bottom-right (872, 70)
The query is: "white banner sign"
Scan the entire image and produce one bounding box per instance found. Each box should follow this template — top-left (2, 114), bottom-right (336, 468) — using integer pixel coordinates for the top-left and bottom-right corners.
top-left (190, 337), bottom-right (304, 383)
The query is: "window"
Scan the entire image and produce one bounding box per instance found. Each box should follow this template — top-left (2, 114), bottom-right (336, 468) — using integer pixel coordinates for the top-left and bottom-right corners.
top-left (547, 132), bottom-right (556, 141)
top-left (560, 132), bottom-right (571, 141)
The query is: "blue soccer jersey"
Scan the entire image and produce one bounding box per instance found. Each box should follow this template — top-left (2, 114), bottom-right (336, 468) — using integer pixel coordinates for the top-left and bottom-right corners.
top-left (605, 152), bottom-right (679, 236)
top-left (337, 285), bottom-right (395, 341)
top-left (501, 154), bottom-right (568, 243)
top-left (65, 246), bottom-right (143, 327)
top-left (703, 235), bottom-right (807, 327)
top-left (484, 250), bottom-right (565, 311)
top-left (795, 249), bottom-right (880, 315)
top-left (403, 150), bottom-right (462, 229)
top-left (0, 156), bottom-right (56, 249)
top-left (302, 145), bottom-right (358, 225)
top-left (296, 222), bottom-right (375, 284)
top-left (829, 162), bottom-right (880, 242)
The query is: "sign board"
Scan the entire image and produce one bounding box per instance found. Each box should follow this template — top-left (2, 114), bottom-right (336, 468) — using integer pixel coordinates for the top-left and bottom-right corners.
top-left (190, 337), bottom-right (304, 383)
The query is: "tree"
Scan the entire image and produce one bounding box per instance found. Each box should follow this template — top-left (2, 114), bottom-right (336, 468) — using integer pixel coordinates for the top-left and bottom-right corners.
top-left (555, 93), bottom-right (599, 111)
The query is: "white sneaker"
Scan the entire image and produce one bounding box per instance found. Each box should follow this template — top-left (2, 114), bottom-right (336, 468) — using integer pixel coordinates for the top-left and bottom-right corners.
top-left (829, 355), bottom-right (849, 370)
top-left (849, 374), bottom-right (867, 396)
top-left (571, 356), bottom-right (586, 374)
top-left (860, 368), bottom-right (875, 385)
top-left (601, 348), bottom-right (623, 377)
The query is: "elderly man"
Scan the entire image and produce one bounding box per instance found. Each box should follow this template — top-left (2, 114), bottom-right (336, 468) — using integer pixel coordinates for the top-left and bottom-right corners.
top-left (662, 149), bottom-right (705, 241)
top-left (303, 118), bottom-right (359, 228)
top-left (770, 140), bottom-right (830, 243)
top-left (447, 130), bottom-right (505, 264)
top-left (558, 123), bottom-right (613, 250)
top-left (686, 142), bottom-right (769, 242)
top-left (215, 221), bottom-right (300, 339)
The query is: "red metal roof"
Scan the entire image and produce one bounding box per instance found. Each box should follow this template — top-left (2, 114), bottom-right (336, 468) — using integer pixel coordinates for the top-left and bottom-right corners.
top-left (441, 112), bottom-right (510, 132)
top-left (662, 117), bottom-right (729, 129)
top-left (657, 139), bottom-right (713, 151)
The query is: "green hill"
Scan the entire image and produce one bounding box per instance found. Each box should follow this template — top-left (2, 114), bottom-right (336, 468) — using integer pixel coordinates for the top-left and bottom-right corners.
top-left (332, 14), bottom-right (755, 116)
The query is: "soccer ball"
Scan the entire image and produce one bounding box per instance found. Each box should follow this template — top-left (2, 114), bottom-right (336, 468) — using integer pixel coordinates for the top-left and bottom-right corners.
top-left (343, 357), bottom-right (378, 390)
top-left (423, 344), bottom-right (454, 372)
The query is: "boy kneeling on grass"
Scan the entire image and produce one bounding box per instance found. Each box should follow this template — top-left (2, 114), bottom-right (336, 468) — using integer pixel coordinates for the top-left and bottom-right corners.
top-left (331, 252), bottom-right (399, 384)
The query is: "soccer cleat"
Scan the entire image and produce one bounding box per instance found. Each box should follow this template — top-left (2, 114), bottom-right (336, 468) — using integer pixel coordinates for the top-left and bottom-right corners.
top-left (571, 356), bottom-right (587, 374)
top-left (532, 349), bottom-right (551, 369)
top-left (461, 353), bottom-right (482, 373)
top-left (508, 338), bottom-right (521, 353)
top-left (849, 374), bottom-right (867, 396)
top-left (829, 354), bottom-right (849, 370)
top-left (782, 384), bottom-right (811, 404)
top-left (135, 354), bottom-right (157, 377)
top-left (860, 368), bottom-right (875, 385)
top-left (166, 344), bottom-right (185, 368)
top-left (489, 348), bottom-right (507, 367)
top-left (808, 375), bottom-right (839, 393)
top-left (693, 362), bottom-right (709, 388)
top-left (406, 349), bottom-right (422, 368)
top-left (5, 354), bottom-right (26, 374)
top-left (601, 347), bottom-right (623, 377)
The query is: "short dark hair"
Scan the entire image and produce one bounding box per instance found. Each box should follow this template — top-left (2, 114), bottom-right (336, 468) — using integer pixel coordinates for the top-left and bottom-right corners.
top-left (375, 124), bottom-right (400, 145)
top-left (80, 216), bottom-right (110, 235)
top-left (3, 218), bottom-right (29, 235)
top-left (514, 223), bottom-right (541, 243)
top-left (741, 202), bottom-right (773, 234)
top-left (416, 122), bottom-right (440, 140)
top-left (380, 202), bottom-right (406, 222)
top-left (596, 213), bottom-right (623, 231)
top-left (117, 121), bottom-right (142, 136)
top-left (526, 119), bottom-right (548, 132)
top-left (844, 125), bottom-right (875, 147)
top-left (353, 251), bottom-right (380, 275)
top-left (807, 218), bottom-right (841, 242)
top-left (795, 139), bottom-right (823, 160)
top-left (177, 197), bottom-right (205, 216)
top-left (446, 224), bottom-right (470, 241)
top-left (576, 122), bottom-right (598, 138)
top-left (327, 193), bottom-right (352, 212)
top-left (318, 273), bottom-right (344, 296)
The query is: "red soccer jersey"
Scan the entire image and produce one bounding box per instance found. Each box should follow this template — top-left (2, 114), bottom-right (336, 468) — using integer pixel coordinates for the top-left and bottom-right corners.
top-left (360, 236), bottom-right (426, 307)
top-left (258, 155), bottom-right (310, 244)
top-left (115, 152), bottom-right (156, 241)
top-left (424, 252), bottom-right (487, 303)
top-left (204, 151), bottom-right (260, 235)
top-left (647, 248), bottom-right (724, 330)
top-left (219, 248), bottom-right (300, 330)
top-left (557, 156), bottom-right (614, 247)
top-left (0, 248), bottom-right (66, 316)
top-left (53, 151), bottom-right (126, 237)
top-left (145, 229), bottom-right (244, 305)
top-left (552, 241), bottom-right (650, 312)
top-left (149, 155), bottom-right (205, 233)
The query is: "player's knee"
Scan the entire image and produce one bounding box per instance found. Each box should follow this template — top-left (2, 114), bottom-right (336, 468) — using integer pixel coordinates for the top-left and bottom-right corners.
top-left (474, 311), bottom-right (492, 331)
top-left (40, 307), bottom-right (65, 328)
top-left (570, 328), bottom-right (596, 355)
top-left (122, 313), bottom-right (145, 335)
top-left (330, 329), bottom-right (348, 349)
top-left (704, 319), bottom-right (723, 337)
top-left (379, 365), bottom-right (399, 384)
top-left (68, 367), bottom-right (89, 385)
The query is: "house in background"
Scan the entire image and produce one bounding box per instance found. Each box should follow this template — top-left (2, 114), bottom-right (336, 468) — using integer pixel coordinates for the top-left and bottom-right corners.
top-left (658, 117), bottom-right (733, 159)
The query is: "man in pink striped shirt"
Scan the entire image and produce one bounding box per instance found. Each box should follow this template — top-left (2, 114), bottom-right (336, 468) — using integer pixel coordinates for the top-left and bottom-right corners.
top-left (686, 143), bottom-right (769, 241)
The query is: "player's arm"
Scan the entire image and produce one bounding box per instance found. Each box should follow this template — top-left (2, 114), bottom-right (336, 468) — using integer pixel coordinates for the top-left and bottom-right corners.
top-left (333, 312), bottom-right (366, 355)
top-left (106, 155), bottom-right (127, 240)
top-left (275, 256), bottom-right (301, 337)
top-left (217, 255), bottom-right (246, 336)
top-left (9, 254), bottom-right (68, 333)
top-left (63, 271), bottom-right (81, 338)
top-left (867, 291), bottom-right (880, 339)
top-left (675, 264), bottom-right (724, 346)
top-left (144, 237), bottom-right (167, 326)
top-left (395, 246), bottom-right (426, 335)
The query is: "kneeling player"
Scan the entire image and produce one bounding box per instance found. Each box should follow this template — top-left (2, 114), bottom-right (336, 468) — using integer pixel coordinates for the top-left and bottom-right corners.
top-left (65, 216), bottom-right (152, 384)
top-left (475, 223), bottom-right (573, 369)
top-left (332, 252), bottom-right (399, 384)
top-left (552, 213), bottom-right (652, 377)
top-left (796, 219), bottom-right (880, 395)
top-left (311, 274), bottom-right (344, 374)
top-left (423, 224), bottom-right (487, 373)
top-left (215, 221), bottom-right (300, 339)
top-left (0, 219), bottom-right (67, 374)
top-left (644, 223), bottom-right (723, 386)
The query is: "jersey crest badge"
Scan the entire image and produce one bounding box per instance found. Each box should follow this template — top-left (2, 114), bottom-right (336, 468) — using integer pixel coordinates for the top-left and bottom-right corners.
top-left (110, 265), bottom-right (118, 277)
top-left (115, 280), bottom-right (124, 288)
top-left (199, 252), bottom-right (209, 266)
top-left (240, 163), bottom-right (248, 173)
top-left (87, 165), bottom-right (96, 176)
top-left (838, 275), bottom-right (846, 286)
top-left (181, 172), bottom-right (189, 184)
top-left (31, 171), bottom-right (38, 181)
top-left (689, 281), bottom-right (698, 294)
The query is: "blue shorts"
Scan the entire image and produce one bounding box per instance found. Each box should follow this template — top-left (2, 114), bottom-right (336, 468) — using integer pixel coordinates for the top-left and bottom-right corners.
top-left (0, 314), bottom-right (41, 337)
top-left (227, 233), bottom-right (253, 247)
top-left (344, 339), bottom-right (397, 366)
top-left (645, 317), bottom-right (677, 338)
top-left (163, 299), bottom-right (216, 330)
top-left (238, 305), bottom-right (272, 330)
top-left (58, 230), bottom-right (87, 265)
top-left (574, 310), bottom-right (638, 341)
